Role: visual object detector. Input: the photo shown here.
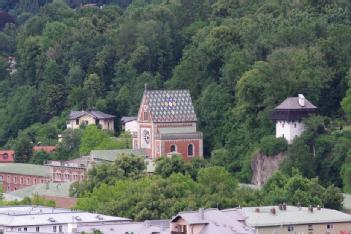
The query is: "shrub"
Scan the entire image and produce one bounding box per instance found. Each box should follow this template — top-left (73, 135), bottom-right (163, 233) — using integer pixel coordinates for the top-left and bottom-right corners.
top-left (259, 135), bottom-right (288, 156)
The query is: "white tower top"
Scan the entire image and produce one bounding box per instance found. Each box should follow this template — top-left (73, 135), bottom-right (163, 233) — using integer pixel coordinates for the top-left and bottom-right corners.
top-left (298, 94), bottom-right (305, 107)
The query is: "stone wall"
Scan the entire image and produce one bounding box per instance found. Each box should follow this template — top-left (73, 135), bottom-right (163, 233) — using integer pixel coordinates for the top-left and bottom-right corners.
top-left (251, 152), bottom-right (286, 185)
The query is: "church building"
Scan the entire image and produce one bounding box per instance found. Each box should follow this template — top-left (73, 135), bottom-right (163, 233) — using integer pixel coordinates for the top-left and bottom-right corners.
top-left (272, 94), bottom-right (317, 144)
top-left (133, 89), bottom-right (203, 159)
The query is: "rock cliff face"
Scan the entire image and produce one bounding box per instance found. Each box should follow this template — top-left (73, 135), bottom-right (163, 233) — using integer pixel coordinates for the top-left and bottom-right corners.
top-left (251, 152), bottom-right (286, 185)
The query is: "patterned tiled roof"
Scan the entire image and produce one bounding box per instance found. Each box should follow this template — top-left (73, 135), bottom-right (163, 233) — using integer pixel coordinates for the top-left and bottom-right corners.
top-left (144, 90), bottom-right (197, 122)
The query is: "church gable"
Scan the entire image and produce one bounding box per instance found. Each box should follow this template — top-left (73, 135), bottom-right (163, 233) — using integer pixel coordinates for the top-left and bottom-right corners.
top-left (137, 94), bottom-right (152, 123)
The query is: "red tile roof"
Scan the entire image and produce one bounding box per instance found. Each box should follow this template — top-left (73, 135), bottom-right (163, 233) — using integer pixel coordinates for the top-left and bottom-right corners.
top-left (33, 146), bottom-right (56, 153)
top-left (0, 150), bottom-right (15, 163)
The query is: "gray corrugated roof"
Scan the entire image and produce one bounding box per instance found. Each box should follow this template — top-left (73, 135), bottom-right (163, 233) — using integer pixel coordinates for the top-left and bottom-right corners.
top-left (121, 116), bottom-right (137, 123)
top-left (241, 206), bottom-right (351, 227)
top-left (155, 132), bottom-right (203, 140)
top-left (144, 90), bottom-right (197, 123)
top-left (0, 163), bottom-right (50, 177)
top-left (69, 110), bottom-right (115, 120)
top-left (275, 97), bottom-right (317, 110)
top-left (0, 206), bottom-right (130, 226)
top-left (90, 149), bottom-right (155, 173)
top-left (90, 149), bottom-right (146, 161)
top-left (6, 182), bottom-right (72, 199)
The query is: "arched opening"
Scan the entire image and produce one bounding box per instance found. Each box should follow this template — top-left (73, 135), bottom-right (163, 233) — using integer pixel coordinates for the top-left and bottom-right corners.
top-left (170, 145), bottom-right (176, 152)
top-left (188, 144), bottom-right (194, 156)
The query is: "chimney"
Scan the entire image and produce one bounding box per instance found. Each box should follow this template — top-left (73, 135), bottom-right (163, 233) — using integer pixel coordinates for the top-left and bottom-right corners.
top-left (308, 205), bottom-right (313, 213)
top-left (270, 208), bottom-right (276, 215)
top-left (282, 203), bottom-right (287, 211)
top-left (298, 94), bottom-right (305, 107)
top-left (199, 208), bottom-right (204, 220)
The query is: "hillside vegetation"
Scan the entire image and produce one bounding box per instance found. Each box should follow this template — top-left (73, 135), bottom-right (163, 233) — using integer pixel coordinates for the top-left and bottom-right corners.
top-left (1, 0), bottom-right (351, 190)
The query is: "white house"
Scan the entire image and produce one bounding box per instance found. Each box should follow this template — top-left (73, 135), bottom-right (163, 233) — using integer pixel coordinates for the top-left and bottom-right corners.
top-left (121, 116), bottom-right (138, 135)
top-left (272, 94), bottom-right (317, 144)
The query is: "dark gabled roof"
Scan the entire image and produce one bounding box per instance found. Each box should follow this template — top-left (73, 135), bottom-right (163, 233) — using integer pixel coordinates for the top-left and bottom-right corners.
top-left (69, 110), bottom-right (115, 120)
top-left (121, 116), bottom-right (137, 123)
top-left (144, 90), bottom-right (197, 123)
top-left (275, 97), bottom-right (317, 110)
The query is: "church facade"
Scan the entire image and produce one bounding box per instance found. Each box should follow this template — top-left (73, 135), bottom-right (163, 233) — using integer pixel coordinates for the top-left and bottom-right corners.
top-left (133, 89), bottom-right (203, 159)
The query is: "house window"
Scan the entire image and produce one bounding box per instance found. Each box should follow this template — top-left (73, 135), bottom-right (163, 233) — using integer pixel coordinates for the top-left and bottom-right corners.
top-left (26, 178), bottom-right (30, 185)
top-left (18, 228), bottom-right (21, 232)
top-left (36, 227), bottom-right (40, 232)
top-left (76, 119), bottom-right (79, 125)
top-left (287, 225), bottom-right (294, 231)
top-left (7, 175), bottom-right (10, 183)
top-left (327, 224), bottom-right (333, 229)
top-left (33, 178), bottom-right (37, 184)
top-left (13, 176), bottom-right (17, 184)
top-left (294, 123), bottom-right (297, 128)
top-left (24, 227), bottom-right (27, 232)
top-left (59, 226), bottom-right (62, 233)
top-left (170, 145), bottom-right (176, 152)
top-left (188, 144), bottom-right (194, 156)
top-left (308, 224), bottom-right (313, 231)
top-left (53, 226), bottom-right (57, 233)
top-left (20, 177), bottom-right (23, 185)
top-left (95, 119), bottom-right (100, 125)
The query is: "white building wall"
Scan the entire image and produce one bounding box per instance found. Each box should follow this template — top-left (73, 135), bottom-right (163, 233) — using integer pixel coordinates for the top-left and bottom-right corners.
top-left (125, 120), bottom-right (138, 134)
top-left (275, 121), bottom-right (305, 144)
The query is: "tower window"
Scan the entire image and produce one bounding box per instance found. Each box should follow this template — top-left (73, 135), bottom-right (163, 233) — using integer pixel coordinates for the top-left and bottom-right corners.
top-left (170, 145), bottom-right (176, 152)
top-left (188, 144), bottom-right (194, 156)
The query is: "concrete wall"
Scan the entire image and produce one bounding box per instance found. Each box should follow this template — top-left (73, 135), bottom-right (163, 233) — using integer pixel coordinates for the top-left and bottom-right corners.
top-left (276, 120), bottom-right (304, 144)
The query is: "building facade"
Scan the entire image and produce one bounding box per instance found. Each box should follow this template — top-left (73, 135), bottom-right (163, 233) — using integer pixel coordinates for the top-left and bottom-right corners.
top-left (272, 94), bottom-right (317, 144)
top-left (121, 116), bottom-right (138, 135)
top-left (0, 150), bottom-right (14, 163)
top-left (0, 164), bottom-right (51, 192)
top-left (67, 110), bottom-right (115, 132)
top-left (233, 205), bottom-right (351, 234)
top-left (133, 89), bottom-right (203, 159)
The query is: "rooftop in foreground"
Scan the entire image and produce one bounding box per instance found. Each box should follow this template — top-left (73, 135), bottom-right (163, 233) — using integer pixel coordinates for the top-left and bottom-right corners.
top-left (229, 205), bottom-right (351, 227)
top-left (0, 206), bottom-right (130, 227)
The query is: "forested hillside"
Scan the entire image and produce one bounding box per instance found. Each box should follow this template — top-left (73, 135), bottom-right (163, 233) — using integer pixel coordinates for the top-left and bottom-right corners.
top-left (1, 0), bottom-right (351, 187)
